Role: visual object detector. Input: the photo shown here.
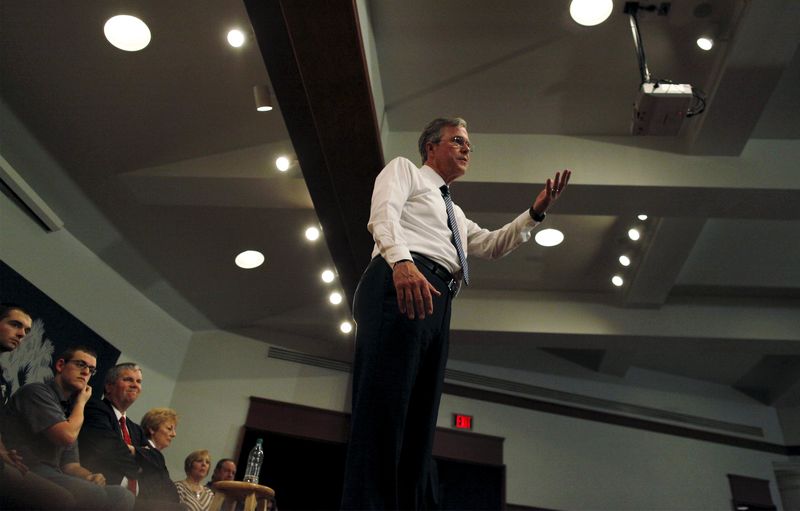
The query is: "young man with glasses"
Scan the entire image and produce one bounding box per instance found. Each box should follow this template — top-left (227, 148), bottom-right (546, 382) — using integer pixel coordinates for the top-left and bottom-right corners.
top-left (342, 118), bottom-right (570, 510)
top-left (2, 345), bottom-right (135, 510)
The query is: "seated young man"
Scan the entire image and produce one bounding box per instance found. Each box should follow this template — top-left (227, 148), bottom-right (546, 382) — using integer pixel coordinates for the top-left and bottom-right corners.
top-left (3, 344), bottom-right (135, 510)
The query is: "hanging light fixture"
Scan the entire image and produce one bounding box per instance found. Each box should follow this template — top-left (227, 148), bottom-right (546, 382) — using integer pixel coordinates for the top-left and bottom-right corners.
top-left (253, 84), bottom-right (273, 112)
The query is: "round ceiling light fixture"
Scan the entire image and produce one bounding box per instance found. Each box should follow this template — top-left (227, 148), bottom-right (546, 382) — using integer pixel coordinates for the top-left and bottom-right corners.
top-left (104, 15), bottom-right (151, 52)
top-left (340, 321), bottom-right (353, 334)
top-left (321, 269), bottom-right (335, 283)
top-left (696, 37), bottom-right (714, 51)
top-left (227, 29), bottom-right (246, 48)
top-left (637, 213), bottom-right (648, 221)
top-left (535, 228), bottom-right (564, 247)
top-left (235, 250), bottom-right (264, 269)
top-left (305, 226), bottom-right (321, 241)
top-left (611, 275), bottom-right (624, 287)
top-left (628, 228), bottom-right (641, 241)
top-left (619, 255), bottom-right (631, 267)
top-left (329, 292), bottom-right (343, 305)
top-left (275, 156), bottom-right (291, 172)
top-left (569, 0), bottom-right (614, 27)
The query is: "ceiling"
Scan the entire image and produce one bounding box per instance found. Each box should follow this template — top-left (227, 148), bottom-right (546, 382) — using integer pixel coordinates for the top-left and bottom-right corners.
top-left (1, 0), bottom-right (799, 418)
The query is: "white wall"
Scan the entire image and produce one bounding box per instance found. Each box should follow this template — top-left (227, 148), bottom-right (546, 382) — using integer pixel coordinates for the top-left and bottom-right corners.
top-left (165, 330), bottom-right (351, 478)
top-left (778, 406), bottom-right (800, 445)
top-left (168, 329), bottom-right (790, 510)
top-left (439, 360), bottom-right (788, 509)
top-left (439, 392), bottom-right (786, 510)
top-left (0, 190), bottom-right (192, 418)
top-left (448, 360), bottom-right (786, 444)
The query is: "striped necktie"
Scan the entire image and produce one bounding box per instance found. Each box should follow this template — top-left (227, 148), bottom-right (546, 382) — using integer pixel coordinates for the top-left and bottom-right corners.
top-left (440, 185), bottom-right (469, 286)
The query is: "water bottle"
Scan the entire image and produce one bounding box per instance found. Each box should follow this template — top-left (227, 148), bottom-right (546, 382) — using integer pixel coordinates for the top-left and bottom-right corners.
top-left (243, 438), bottom-right (264, 483)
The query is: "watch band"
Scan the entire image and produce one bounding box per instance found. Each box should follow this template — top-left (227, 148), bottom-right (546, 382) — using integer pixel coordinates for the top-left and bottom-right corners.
top-left (529, 207), bottom-right (546, 222)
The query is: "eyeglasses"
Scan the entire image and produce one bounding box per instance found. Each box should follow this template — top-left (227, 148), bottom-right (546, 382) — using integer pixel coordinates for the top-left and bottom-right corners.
top-left (67, 359), bottom-right (97, 375)
top-left (445, 135), bottom-right (473, 153)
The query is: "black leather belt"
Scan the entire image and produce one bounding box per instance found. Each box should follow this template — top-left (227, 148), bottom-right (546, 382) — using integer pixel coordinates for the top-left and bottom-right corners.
top-left (411, 253), bottom-right (459, 295)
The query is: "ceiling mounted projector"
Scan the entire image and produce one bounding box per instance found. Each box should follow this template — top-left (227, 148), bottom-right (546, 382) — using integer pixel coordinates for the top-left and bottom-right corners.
top-left (632, 82), bottom-right (694, 136)
top-left (624, 2), bottom-right (705, 135)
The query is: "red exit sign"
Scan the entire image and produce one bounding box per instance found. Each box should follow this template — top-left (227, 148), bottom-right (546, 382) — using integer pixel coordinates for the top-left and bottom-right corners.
top-left (453, 413), bottom-right (473, 430)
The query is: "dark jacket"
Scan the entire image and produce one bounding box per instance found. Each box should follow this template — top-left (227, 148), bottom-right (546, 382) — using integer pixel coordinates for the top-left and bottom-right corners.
top-left (78, 397), bottom-right (145, 484)
top-left (135, 444), bottom-right (183, 509)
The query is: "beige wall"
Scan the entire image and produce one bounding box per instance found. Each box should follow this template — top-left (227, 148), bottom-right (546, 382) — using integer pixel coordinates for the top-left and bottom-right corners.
top-left (439, 392), bottom-right (786, 510)
top-left (0, 190), bottom-right (192, 418)
top-left (165, 330), bottom-right (350, 478)
top-left (167, 327), bottom-right (790, 510)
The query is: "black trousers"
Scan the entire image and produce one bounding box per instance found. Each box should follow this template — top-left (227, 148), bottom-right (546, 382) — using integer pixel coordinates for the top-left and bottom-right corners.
top-left (342, 256), bottom-right (452, 510)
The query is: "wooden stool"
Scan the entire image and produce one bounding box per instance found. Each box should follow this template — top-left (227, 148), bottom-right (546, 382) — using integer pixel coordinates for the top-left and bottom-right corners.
top-left (209, 481), bottom-right (275, 511)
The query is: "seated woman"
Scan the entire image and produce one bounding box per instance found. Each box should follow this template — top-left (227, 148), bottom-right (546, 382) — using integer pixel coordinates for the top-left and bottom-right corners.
top-left (174, 450), bottom-right (214, 511)
top-left (135, 407), bottom-right (183, 510)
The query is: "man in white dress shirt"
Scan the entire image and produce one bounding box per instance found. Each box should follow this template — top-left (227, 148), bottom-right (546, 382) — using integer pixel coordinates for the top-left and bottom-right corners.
top-left (341, 118), bottom-right (570, 509)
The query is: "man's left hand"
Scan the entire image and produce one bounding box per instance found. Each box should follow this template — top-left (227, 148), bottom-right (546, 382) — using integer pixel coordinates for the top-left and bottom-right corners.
top-left (531, 169), bottom-right (571, 216)
top-left (1, 447), bottom-right (28, 474)
top-left (86, 473), bottom-right (106, 486)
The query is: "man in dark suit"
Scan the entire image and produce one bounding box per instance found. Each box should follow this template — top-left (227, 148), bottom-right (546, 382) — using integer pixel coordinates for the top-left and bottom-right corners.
top-left (79, 362), bottom-right (145, 495)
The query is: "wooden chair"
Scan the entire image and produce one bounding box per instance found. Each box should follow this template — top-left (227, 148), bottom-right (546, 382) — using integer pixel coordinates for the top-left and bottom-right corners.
top-left (209, 481), bottom-right (275, 511)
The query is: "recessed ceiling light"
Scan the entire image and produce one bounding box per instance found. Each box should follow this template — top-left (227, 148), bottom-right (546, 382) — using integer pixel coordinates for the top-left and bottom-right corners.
top-left (329, 292), bottom-right (343, 305)
top-left (637, 214), bottom-right (648, 221)
top-left (619, 255), bottom-right (631, 267)
top-left (104, 15), bottom-right (151, 52)
top-left (227, 29), bottom-right (245, 48)
top-left (235, 250), bottom-right (264, 269)
top-left (628, 228), bottom-right (641, 241)
top-left (321, 269), bottom-right (335, 283)
top-left (696, 37), bottom-right (714, 51)
top-left (569, 0), bottom-right (613, 27)
top-left (612, 275), bottom-right (624, 287)
top-left (340, 321), bottom-right (353, 334)
top-left (276, 156), bottom-right (291, 172)
top-left (305, 226), bottom-right (320, 241)
top-left (534, 228), bottom-right (564, 247)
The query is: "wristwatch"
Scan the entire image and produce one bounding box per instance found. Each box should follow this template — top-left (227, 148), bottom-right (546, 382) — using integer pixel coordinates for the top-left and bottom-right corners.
top-left (529, 207), bottom-right (546, 222)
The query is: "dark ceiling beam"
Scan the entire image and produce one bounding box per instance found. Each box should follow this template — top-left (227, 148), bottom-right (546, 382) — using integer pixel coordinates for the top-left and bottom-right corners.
top-left (244, 0), bottom-right (383, 303)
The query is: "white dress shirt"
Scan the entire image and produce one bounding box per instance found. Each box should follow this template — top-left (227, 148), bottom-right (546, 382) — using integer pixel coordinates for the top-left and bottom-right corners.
top-left (369, 157), bottom-right (539, 276)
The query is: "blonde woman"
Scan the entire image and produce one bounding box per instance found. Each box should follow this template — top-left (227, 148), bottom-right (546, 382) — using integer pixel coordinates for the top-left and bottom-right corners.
top-left (174, 449), bottom-right (213, 511)
top-left (136, 407), bottom-right (182, 510)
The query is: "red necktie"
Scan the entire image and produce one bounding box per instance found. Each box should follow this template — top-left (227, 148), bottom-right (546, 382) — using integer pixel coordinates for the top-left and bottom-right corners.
top-left (119, 416), bottom-right (138, 494)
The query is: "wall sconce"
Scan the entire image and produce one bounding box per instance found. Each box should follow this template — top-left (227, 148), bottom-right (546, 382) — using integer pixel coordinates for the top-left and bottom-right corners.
top-left (253, 84), bottom-right (273, 112)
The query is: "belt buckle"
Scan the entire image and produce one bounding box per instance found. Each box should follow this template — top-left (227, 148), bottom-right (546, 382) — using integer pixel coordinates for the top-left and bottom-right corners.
top-left (447, 279), bottom-right (458, 296)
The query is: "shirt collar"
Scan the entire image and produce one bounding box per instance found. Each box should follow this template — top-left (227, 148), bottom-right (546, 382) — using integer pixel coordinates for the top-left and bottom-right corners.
top-left (420, 165), bottom-right (447, 189)
top-left (110, 402), bottom-right (125, 421)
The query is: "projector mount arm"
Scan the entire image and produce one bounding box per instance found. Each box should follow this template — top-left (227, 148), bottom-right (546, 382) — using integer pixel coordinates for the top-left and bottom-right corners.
top-left (623, 2), bottom-right (669, 84)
